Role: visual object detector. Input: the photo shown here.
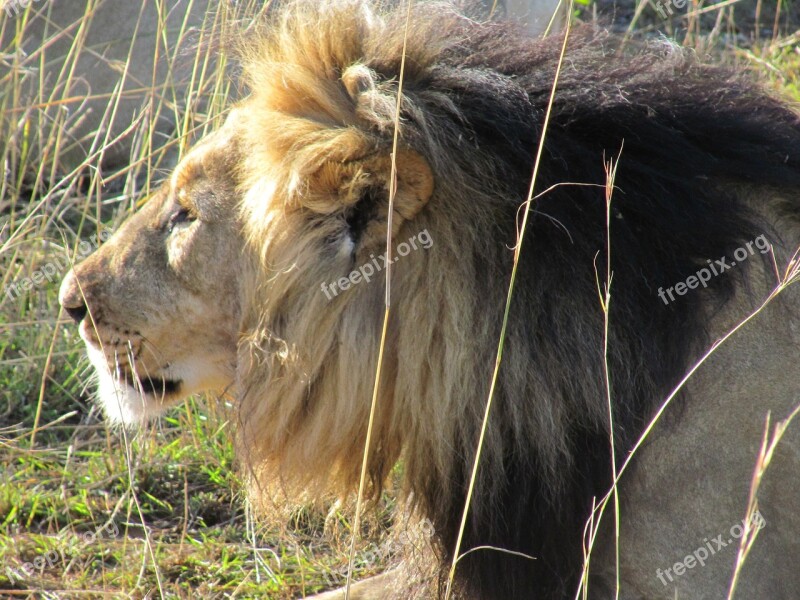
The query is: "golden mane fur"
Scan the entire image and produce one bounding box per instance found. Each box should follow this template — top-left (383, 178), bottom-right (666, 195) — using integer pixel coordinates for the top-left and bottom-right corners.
top-left (234, 2), bottom-right (502, 504)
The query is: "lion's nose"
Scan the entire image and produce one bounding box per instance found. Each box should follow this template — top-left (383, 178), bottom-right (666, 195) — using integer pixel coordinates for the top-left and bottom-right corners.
top-left (64, 302), bottom-right (88, 323)
top-left (59, 270), bottom-right (88, 323)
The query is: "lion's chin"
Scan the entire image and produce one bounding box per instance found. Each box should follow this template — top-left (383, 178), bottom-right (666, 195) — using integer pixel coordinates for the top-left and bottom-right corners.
top-left (86, 345), bottom-right (182, 425)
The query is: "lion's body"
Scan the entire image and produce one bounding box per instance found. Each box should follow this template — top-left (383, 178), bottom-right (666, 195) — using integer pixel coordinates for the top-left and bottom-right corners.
top-left (596, 276), bottom-right (800, 599)
top-left (60, 2), bottom-right (800, 599)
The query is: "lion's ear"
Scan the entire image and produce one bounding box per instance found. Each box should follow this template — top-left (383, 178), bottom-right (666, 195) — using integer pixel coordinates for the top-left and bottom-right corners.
top-left (304, 149), bottom-right (434, 247)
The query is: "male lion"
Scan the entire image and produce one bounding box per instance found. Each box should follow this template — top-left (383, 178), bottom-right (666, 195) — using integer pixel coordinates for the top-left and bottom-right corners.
top-left (59, 1), bottom-right (800, 598)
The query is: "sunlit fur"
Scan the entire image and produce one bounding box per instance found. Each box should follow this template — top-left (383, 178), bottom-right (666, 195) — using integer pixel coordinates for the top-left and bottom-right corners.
top-left (59, 0), bottom-right (800, 597)
top-left (224, 2), bottom-right (800, 597)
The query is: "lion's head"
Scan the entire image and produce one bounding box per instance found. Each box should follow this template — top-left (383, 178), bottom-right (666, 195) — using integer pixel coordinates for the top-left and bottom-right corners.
top-left (60, 1), bottom-right (800, 598)
top-left (58, 124), bottom-right (244, 422)
top-left (58, 1), bottom-right (454, 493)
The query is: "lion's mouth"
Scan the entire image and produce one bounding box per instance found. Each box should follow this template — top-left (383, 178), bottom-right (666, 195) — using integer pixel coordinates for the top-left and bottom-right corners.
top-left (82, 344), bottom-right (187, 424)
top-left (121, 372), bottom-right (182, 397)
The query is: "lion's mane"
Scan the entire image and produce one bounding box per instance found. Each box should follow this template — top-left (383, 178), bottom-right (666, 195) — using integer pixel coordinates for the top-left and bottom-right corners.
top-left (230, 2), bottom-right (800, 597)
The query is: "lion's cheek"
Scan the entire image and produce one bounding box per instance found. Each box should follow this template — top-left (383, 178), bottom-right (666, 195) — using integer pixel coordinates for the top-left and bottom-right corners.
top-left (172, 357), bottom-right (235, 396)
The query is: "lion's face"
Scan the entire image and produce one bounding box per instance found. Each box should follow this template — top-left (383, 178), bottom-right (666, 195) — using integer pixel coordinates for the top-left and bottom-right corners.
top-left (59, 123), bottom-right (243, 424)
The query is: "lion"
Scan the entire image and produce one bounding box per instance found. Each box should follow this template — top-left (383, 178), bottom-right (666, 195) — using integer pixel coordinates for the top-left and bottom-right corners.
top-left (58, 1), bottom-right (800, 598)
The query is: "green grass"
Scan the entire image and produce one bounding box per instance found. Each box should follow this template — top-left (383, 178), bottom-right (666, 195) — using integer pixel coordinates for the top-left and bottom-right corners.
top-left (0, 393), bottom-right (394, 598)
top-left (1, 0), bottom-right (798, 598)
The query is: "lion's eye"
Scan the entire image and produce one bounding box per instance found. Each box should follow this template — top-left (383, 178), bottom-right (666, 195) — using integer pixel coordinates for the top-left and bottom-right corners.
top-left (167, 208), bottom-right (195, 233)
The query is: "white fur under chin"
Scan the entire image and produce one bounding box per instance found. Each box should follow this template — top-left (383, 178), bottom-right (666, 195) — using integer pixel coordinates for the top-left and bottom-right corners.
top-left (86, 345), bottom-right (165, 425)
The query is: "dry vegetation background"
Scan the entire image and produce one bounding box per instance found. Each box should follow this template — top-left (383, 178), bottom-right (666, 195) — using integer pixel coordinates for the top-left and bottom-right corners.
top-left (1, 0), bottom-right (798, 598)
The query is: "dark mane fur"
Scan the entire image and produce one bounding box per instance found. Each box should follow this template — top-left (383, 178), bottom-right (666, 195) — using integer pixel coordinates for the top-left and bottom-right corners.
top-left (380, 16), bottom-right (800, 599)
top-left (244, 4), bottom-right (800, 598)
